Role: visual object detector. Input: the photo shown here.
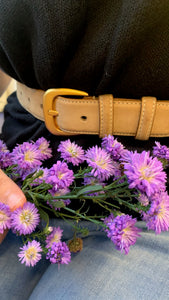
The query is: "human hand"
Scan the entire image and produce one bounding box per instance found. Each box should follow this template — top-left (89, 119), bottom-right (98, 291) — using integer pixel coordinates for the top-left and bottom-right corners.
top-left (0, 169), bottom-right (27, 243)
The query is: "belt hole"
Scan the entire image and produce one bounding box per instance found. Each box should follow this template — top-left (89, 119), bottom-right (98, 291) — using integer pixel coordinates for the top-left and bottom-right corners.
top-left (40, 104), bottom-right (43, 109)
top-left (81, 115), bottom-right (87, 121)
top-left (28, 97), bottom-right (30, 102)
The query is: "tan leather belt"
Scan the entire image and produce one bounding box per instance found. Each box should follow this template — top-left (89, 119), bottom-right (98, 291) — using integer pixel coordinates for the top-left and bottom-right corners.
top-left (16, 81), bottom-right (169, 140)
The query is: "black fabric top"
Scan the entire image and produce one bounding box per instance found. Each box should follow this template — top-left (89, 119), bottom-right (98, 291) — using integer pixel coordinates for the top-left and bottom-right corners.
top-left (0, 0), bottom-right (169, 155)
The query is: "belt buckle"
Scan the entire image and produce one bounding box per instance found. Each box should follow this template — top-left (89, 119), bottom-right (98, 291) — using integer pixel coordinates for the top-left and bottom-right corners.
top-left (43, 88), bottom-right (88, 135)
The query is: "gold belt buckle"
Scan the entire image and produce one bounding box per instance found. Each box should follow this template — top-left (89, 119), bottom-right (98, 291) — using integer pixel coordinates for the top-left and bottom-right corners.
top-left (43, 88), bottom-right (88, 135)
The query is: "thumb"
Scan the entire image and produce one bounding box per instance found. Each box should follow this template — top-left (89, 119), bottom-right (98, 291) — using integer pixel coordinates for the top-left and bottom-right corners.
top-left (0, 169), bottom-right (27, 243)
top-left (0, 169), bottom-right (26, 211)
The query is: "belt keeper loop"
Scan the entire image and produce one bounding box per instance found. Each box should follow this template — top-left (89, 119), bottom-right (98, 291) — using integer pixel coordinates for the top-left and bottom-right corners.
top-left (135, 96), bottom-right (157, 140)
top-left (99, 94), bottom-right (113, 138)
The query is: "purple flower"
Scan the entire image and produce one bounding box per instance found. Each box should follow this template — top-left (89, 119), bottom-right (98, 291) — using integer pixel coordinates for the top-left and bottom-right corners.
top-left (11, 202), bottom-right (40, 235)
top-left (18, 240), bottom-right (42, 267)
top-left (0, 140), bottom-right (8, 152)
top-left (0, 140), bottom-right (12, 168)
top-left (101, 135), bottom-right (125, 161)
top-left (11, 142), bottom-right (42, 178)
top-left (32, 167), bottom-right (49, 186)
top-left (0, 203), bottom-right (11, 233)
top-left (83, 173), bottom-right (105, 196)
top-left (120, 150), bottom-right (135, 164)
top-left (104, 213), bottom-right (141, 254)
top-left (138, 193), bottom-right (149, 206)
top-left (46, 241), bottom-right (71, 265)
top-left (46, 161), bottom-right (74, 192)
top-left (46, 227), bottom-right (63, 248)
top-left (152, 141), bottom-right (169, 160)
top-left (34, 137), bottom-right (52, 160)
top-left (47, 187), bottom-right (71, 210)
top-left (142, 191), bottom-right (169, 234)
top-left (85, 146), bottom-right (115, 181)
top-left (123, 151), bottom-right (166, 197)
top-left (58, 139), bottom-right (85, 166)
top-left (112, 161), bottom-right (123, 181)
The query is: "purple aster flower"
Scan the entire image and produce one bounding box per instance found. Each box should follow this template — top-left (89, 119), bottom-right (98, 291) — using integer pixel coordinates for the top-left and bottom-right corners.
top-left (120, 150), bottom-right (135, 164)
top-left (0, 140), bottom-right (12, 168)
top-left (123, 151), bottom-right (166, 197)
top-left (85, 146), bottom-right (115, 181)
top-left (34, 137), bottom-right (52, 160)
top-left (104, 213), bottom-right (141, 254)
top-left (101, 135), bottom-right (125, 161)
top-left (46, 161), bottom-right (74, 192)
top-left (83, 173), bottom-right (105, 196)
top-left (46, 227), bottom-right (63, 248)
top-left (11, 202), bottom-right (40, 235)
top-left (11, 142), bottom-right (42, 178)
top-left (0, 203), bottom-right (11, 233)
top-left (46, 241), bottom-right (71, 265)
top-left (0, 140), bottom-right (8, 152)
top-left (138, 193), bottom-right (149, 206)
top-left (1, 152), bottom-right (12, 168)
top-left (84, 173), bottom-right (105, 186)
top-left (111, 161), bottom-right (123, 181)
top-left (47, 187), bottom-right (71, 210)
top-left (18, 240), bottom-right (42, 267)
top-left (58, 139), bottom-right (85, 166)
top-left (152, 141), bottom-right (169, 160)
top-left (32, 167), bottom-right (49, 186)
top-left (142, 191), bottom-right (169, 234)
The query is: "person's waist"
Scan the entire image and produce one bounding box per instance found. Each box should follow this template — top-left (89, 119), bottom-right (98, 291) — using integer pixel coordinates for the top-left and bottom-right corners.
top-left (16, 81), bottom-right (169, 140)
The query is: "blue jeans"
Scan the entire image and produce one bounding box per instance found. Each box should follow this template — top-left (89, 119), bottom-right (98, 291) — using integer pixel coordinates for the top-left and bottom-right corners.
top-left (1, 220), bottom-right (169, 300)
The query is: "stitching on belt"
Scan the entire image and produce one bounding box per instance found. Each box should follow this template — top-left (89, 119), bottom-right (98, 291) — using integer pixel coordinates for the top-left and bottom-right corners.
top-left (58, 99), bottom-right (98, 104)
top-left (152, 133), bottom-right (169, 136)
top-left (157, 103), bottom-right (169, 107)
top-left (114, 102), bottom-right (140, 105)
top-left (146, 99), bottom-right (156, 140)
top-left (136, 98), bottom-right (146, 137)
top-left (109, 96), bottom-right (112, 133)
top-left (100, 98), bottom-right (103, 136)
top-left (59, 127), bottom-right (98, 134)
top-left (114, 132), bottom-right (135, 135)
top-left (108, 132), bottom-right (169, 136)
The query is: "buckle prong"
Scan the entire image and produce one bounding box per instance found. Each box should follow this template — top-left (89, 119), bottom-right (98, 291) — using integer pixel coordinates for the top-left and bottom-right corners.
top-left (43, 88), bottom-right (88, 135)
top-left (48, 110), bottom-right (59, 117)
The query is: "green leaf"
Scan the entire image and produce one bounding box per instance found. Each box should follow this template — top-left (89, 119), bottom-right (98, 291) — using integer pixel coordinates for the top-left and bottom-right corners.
top-left (76, 185), bottom-right (103, 197)
top-left (38, 208), bottom-right (49, 226)
top-left (50, 200), bottom-right (65, 208)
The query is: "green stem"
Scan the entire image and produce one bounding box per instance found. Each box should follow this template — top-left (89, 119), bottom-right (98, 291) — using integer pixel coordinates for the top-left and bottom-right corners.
top-left (58, 212), bottom-right (79, 220)
top-left (97, 198), bottom-right (120, 209)
top-left (97, 201), bottom-right (112, 213)
top-left (113, 197), bottom-right (139, 212)
top-left (63, 207), bottom-right (107, 228)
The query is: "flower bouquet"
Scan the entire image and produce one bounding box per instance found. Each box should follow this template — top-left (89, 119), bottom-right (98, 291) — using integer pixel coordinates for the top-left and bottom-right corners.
top-left (0, 135), bottom-right (169, 267)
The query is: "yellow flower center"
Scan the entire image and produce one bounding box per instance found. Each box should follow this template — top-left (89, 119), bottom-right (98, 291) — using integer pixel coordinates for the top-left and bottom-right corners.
top-left (50, 234), bottom-right (60, 245)
top-left (95, 159), bottom-right (107, 169)
top-left (67, 147), bottom-right (77, 157)
top-left (58, 172), bottom-right (64, 179)
top-left (139, 166), bottom-right (153, 182)
top-left (0, 211), bottom-right (7, 222)
top-left (25, 247), bottom-right (37, 260)
top-left (24, 151), bottom-right (34, 162)
top-left (157, 203), bottom-right (165, 218)
top-left (122, 226), bottom-right (130, 236)
top-left (20, 210), bottom-right (32, 225)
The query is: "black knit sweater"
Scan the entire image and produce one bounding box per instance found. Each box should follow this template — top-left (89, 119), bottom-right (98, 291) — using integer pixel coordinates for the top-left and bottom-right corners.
top-left (0, 0), bottom-right (169, 156)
